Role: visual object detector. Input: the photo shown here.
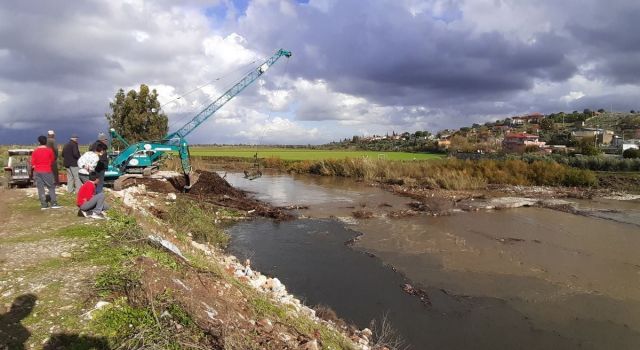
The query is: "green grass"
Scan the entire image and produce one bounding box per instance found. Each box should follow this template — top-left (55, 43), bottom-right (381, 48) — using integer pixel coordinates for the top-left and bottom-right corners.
top-left (165, 198), bottom-right (230, 247)
top-left (189, 147), bottom-right (443, 161)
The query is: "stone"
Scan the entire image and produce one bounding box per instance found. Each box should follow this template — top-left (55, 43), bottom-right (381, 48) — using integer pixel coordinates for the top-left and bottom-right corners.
top-left (361, 328), bottom-right (373, 338)
top-left (95, 301), bottom-right (111, 309)
top-left (250, 275), bottom-right (268, 290)
top-left (257, 318), bottom-right (274, 332)
top-left (166, 193), bottom-right (177, 201)
top-left (60, 252), bottom-right (72, 258)
top-left (263, 278), bottom-right (285, 294)
top-left (298, 339), bottom-right (319, 350)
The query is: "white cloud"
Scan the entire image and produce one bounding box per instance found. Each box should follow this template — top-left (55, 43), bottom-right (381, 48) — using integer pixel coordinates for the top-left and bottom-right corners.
top-left (134, 30), bottom-right (150, 42)
top-left (237, 116), bottom-right (321, 144)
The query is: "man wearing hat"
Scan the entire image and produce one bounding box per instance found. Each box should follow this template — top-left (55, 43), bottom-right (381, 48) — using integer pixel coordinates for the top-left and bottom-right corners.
top-left (46, 130), bottom-right (59, 186)
top-left (89, 133), bottom-right (109, 193)
top-left (62, 133), bottom-right (82, 194)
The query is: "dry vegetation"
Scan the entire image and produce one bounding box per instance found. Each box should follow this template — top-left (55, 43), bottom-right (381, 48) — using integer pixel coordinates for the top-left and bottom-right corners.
top-left (284, 158), bottom-right (597, 190)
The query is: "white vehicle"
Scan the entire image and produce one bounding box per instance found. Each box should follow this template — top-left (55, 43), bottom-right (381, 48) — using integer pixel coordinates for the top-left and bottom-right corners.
top-left (4, 149), bottom-right (34, 189)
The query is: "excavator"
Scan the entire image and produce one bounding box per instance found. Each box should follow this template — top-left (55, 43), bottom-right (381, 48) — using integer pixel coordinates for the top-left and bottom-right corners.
top-left (106, 48), bottom-right (292, 190)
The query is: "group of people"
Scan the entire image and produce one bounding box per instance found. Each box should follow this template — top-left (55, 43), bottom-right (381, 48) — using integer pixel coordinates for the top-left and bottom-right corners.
top-left (31, 131), bottom-right (110, 219)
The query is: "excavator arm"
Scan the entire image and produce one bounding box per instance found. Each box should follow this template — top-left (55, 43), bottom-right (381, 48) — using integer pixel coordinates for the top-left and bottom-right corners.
top-left (108, 48), bottom-right (291, 190)
top-left (164, 49), bottom-right (291, 143)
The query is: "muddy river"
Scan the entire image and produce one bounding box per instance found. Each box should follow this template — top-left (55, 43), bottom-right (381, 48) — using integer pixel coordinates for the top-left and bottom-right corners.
top-left (218, 171), bottom-right (640, 349)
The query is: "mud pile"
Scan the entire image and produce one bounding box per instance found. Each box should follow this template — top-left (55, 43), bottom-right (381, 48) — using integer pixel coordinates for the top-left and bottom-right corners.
top-left (160, 170), bottom-right (291, 220)
top-left (189, 170), bottom-right (245, 197)
top-left (132, 178), bottom-right (177, 193)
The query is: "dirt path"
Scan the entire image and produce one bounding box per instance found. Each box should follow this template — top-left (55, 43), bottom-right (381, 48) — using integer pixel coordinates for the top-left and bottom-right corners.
top-left (0, 187), bottom-right (104, 348)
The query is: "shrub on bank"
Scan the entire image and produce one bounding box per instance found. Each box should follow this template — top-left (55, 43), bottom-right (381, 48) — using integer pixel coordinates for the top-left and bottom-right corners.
top-left (281, 157), bottom-right (596, 190)
top-left (521, 153), bottom-right (640, 172)
top-left (623, 148), bottom-right (640, 159)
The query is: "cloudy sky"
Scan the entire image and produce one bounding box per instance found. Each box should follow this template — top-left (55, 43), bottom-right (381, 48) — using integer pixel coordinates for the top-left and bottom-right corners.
top-left (1, 0), bottom-right (639, 144)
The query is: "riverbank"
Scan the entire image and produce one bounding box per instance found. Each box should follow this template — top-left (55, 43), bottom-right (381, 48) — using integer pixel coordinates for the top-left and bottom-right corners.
top-left (0, 175), bottom-right (374, 349)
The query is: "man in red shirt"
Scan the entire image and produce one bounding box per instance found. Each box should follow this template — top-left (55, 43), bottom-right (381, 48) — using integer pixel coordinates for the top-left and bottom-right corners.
top-left (32, 135), bottom-right (61, 210)
top-left (76, 172), bottom-right (109, 219)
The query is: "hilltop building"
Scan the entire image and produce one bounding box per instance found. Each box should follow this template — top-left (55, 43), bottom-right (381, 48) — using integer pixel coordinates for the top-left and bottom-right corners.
top-left (510, 113), bottom-right (544, 126)
top-left (502, 133), bottom-right (546, 153)
top-left (571, 128), bottom-right (614, 144)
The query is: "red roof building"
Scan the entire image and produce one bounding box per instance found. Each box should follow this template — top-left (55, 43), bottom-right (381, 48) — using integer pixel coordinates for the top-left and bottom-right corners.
top-left (502, 133), bottom-right (546, 153)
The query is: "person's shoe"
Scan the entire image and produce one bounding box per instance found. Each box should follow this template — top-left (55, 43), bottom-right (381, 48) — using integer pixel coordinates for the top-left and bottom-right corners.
top-left (90, 212), bottom-right (106, 220)
top-left (77, 210), bottom-right (89, 217)
top-left (41, 206), bottom-right (50, 210)
top-left (50, 203), bottom-right (62, 209)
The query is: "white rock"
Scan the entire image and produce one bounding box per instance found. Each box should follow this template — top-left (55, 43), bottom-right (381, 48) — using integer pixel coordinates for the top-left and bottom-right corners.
top-left (95, 301), bottom-right (111, 309)
top-left (250, 275), bottom-right (268, 290)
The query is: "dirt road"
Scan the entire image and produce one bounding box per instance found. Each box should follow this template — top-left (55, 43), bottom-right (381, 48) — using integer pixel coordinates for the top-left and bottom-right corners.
top-left (0, 188), bottom-right (105, 348)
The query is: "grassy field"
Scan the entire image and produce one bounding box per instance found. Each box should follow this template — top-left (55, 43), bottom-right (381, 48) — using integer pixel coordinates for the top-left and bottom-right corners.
top-left (189, 147), bottom-right (444, 161)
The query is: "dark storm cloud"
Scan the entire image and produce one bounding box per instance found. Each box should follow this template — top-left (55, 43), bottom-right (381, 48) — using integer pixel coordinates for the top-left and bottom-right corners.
top-left (237, 0), bottom-right (576, 111)
top-left (2, 0), bottom-right (640, 145)
top-left (559, 0), bottom-right (640, 85)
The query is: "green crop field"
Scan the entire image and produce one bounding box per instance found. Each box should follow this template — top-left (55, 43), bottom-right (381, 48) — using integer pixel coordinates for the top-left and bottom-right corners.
top-left (189, 147), bottom-right (444, 161)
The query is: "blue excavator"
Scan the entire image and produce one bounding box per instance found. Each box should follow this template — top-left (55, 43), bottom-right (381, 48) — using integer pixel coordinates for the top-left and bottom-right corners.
top-left (106, 48), bottom-right (292, 190)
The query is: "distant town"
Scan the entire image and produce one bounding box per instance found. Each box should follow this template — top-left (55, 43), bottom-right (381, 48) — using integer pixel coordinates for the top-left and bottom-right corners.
top-left (327, 110), bottom-right (640, 158)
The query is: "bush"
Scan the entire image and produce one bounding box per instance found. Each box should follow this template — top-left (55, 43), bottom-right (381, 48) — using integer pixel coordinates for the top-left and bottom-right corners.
top-left (563, 168), bottom-right (598, 187)
top-left (623, 148), bottom-right (640, 159)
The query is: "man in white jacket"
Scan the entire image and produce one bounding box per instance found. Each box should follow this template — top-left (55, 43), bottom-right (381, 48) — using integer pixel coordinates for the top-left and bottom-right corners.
top-left (78, 143), bottom-right (107, 184)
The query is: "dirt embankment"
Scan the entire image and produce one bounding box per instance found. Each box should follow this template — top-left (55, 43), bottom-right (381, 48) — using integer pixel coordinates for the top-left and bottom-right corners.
top-left (111, 172), bottom-right (376, 349)
top-left (130, 170), bottom-right (293, 220)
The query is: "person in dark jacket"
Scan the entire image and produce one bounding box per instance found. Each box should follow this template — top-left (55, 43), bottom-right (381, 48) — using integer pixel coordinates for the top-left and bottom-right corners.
top-left (46, 130), bottom-right (59, 186)
top-left (89, 133), bottom-right (109, 193)
top-left (62, 134), bottom-right (82, 194)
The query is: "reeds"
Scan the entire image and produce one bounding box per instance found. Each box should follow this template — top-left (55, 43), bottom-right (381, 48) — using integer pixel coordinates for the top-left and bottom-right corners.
top-left (284, 157), bottom-right (597, 189)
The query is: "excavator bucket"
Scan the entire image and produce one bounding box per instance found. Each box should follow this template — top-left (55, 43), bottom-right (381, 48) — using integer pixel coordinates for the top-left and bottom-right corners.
top-left (183, 171), bottom-right (199, 192)
top-left (243, 169), bottom-right (262, 180)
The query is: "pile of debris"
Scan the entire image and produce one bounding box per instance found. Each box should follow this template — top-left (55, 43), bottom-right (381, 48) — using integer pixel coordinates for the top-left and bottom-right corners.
top-left (120, 170), bottom-right (292, 220)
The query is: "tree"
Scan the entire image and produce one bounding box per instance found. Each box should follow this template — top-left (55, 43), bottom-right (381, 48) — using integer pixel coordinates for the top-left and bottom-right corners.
top-left (540, 118), bottom-right (555, 131)
top-left (623, 148), bottom-right (640, 159)
top-left (106, 84), bottom-right (168, 146)
top-left (597, 108), bottom-right (605, 113)
top-left (577, 137), bottom-right (601, 156)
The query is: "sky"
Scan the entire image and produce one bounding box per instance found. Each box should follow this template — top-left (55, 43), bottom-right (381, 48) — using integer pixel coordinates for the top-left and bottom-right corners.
top-left (1, 0), bottom-right (639, 145)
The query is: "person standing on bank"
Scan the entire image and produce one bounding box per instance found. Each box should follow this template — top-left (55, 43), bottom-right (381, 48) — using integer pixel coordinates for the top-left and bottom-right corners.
top-left (62, 134), bottom-right (82, 194)
top-left (46, 130), bottom-right (59, 186)
top-left (89, 133), bottom-right (109, 193)
top-left (32, 135), bottom-right (61, 210)
top-left (78, 143), bottom-right (107, 184)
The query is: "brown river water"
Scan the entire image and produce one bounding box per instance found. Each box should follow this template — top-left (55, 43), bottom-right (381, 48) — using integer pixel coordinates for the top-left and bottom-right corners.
top-left (217, 170), bottom-right (640, 349)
